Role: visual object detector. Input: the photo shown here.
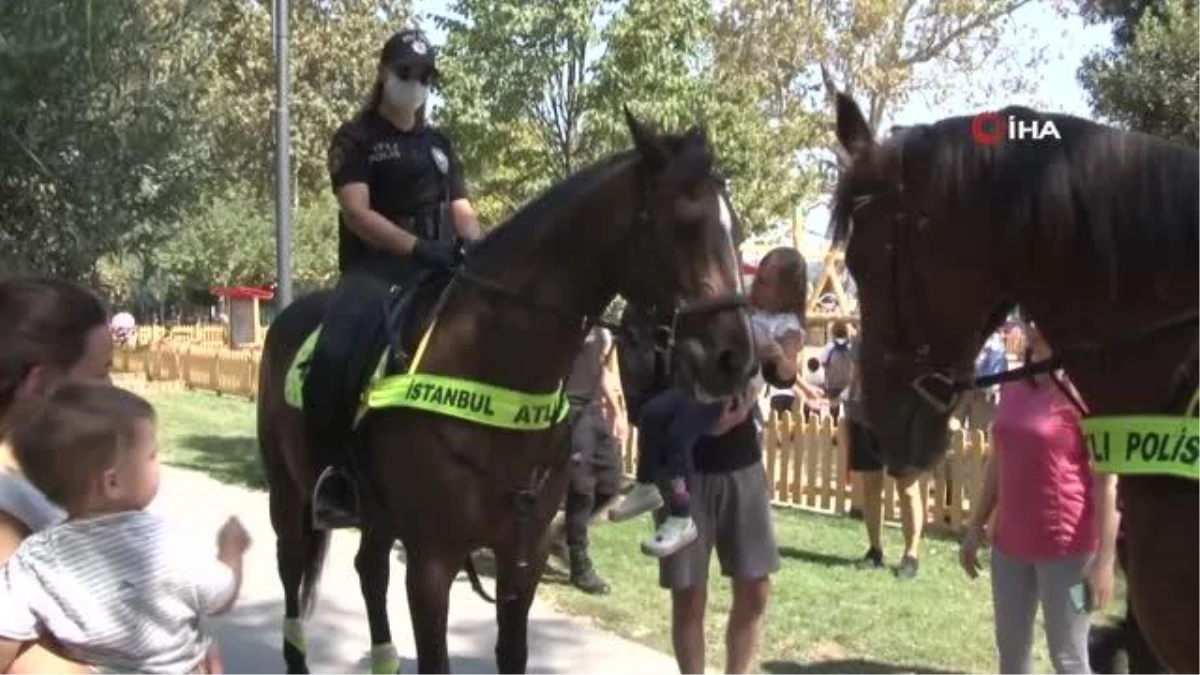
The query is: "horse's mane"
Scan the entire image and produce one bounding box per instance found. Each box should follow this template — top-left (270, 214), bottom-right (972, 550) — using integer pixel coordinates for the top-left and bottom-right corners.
top-left (468, 151), bottom-right (636, 257)
top-left (831, 108), bottom-right (1199, 278)
top-left (470, 127), bottom-right (718, 257)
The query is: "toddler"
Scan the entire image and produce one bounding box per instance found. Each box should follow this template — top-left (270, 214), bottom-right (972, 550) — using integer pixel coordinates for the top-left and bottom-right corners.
top-left (608, 316), bottom-right (781, 558)
top-left (0, 384), bottom-right (250, 674)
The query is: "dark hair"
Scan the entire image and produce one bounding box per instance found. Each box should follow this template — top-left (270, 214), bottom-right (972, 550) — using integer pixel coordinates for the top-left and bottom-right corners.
top-left (12, 383), bottom-right (154, 510)
top-left (755, 247), bottom-right (808, 325)
top-left (0, 279), bottom-right (108, 413)
top-left (830, 320), bottom-right (849, 340)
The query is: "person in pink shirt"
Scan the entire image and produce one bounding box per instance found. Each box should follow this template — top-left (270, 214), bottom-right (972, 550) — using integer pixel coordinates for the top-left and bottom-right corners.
top-left (959, 319), bottom-right (1120, 674)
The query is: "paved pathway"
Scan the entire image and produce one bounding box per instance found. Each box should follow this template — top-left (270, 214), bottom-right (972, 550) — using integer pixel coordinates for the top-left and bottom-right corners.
top-left (149, 467), bottom-right (677, 674)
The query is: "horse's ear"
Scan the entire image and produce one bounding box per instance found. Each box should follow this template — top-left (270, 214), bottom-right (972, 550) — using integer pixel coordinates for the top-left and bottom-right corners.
top-left (625, 105), bottom-right (668, 168)
top-left (835, 92), bottom-right (874, 156)
top-left (684, 124), bottom-right (708, 146)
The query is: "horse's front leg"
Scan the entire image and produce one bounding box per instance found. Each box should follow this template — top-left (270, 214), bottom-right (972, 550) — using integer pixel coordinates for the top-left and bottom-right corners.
top-left (495, 478), bottom-right (564, 674)
top-left (355, 526), bottom-right (399, 674)
top-left (405, 547), bottom-right (457, 673)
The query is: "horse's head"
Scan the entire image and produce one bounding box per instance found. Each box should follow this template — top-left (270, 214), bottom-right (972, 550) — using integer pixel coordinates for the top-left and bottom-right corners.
top-left (617, 108), bottom-right (755, 401)
top-left (830, 94), bottom-right (1013, 477)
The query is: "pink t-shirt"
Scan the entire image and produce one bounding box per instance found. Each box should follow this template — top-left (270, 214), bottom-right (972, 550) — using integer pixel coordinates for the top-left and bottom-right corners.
top-left (991, 378), bottom-right (1096, 560)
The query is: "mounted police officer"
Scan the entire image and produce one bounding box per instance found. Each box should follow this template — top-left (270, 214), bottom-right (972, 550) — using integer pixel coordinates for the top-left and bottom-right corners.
top-left (307, 28), bottom-right (483, 530)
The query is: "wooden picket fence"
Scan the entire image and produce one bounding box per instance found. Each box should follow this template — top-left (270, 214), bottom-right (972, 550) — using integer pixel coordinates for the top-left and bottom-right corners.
top-left (122, 323), bottom-right (231, 349)
top-left (115, 343), bottom-right (989, 533)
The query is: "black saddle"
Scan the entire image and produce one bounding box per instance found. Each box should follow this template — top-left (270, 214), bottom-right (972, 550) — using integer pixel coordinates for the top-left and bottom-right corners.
top-left (300, 268), bottom-right (455, 472)
top-left (381, 268), bottom-right (454, 374)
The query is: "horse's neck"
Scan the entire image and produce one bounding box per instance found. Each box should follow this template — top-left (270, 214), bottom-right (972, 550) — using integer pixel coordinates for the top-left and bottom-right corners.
top-left (1019, 265), bottom-right (1197, 416)
top-left (478, 167), bottom-right (640, 315)
top-left (436, 169), bottom-right (640, 389)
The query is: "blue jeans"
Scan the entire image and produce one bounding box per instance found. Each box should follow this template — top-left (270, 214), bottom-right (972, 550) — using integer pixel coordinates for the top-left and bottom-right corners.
top-left (635, 388), bottom-right (724, 517)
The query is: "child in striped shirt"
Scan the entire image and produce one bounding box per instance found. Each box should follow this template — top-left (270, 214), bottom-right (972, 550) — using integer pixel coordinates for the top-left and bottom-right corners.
top-left (0, 384), bottom-right (251, 674)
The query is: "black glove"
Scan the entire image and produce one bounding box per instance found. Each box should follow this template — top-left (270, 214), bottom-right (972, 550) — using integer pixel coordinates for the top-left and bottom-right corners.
top-left (412, 238), bottom-right (461, 269)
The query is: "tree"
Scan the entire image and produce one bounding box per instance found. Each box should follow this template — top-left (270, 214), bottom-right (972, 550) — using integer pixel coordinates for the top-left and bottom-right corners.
top-left (148, 189), bottom-right (339, 297)
top-left (586, 0), bottom-right (712, 153)
top-left (711, 0), bottom-right (1053, 187)
top-left (1078, 0), bottom-right (1198, 144)
top-left (432, 0), bottom-right (612, 225)
top-left (433, 0), bottom-right (823, 233)
top-left (0, 0), bottom-right (213, 280)
top-left (1078, 0), bottom-right (1160, 44)
top-left (194, 0), bottom-right (413, 202)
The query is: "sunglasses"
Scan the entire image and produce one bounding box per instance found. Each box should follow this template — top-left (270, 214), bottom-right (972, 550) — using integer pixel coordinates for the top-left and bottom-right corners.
top-left (391, 66), bottom-right (435, 85)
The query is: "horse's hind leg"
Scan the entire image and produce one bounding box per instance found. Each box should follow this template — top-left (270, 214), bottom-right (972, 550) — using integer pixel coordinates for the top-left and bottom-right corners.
top-left (269, 475), bottom-right (316, 674)
top-left (355, 526), bottom-right (399, 674)
top-left (405, 548), bottom-right (457, 673)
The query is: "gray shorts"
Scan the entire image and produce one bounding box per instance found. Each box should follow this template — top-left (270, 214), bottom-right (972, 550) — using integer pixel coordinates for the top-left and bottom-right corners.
top-left (655, 463), bottom-right (780, 590)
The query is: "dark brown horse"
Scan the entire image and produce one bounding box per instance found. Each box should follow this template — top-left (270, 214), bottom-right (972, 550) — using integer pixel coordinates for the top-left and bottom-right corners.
top-left (829, 93), bottom-right (1197, 672)
top-left (257, 110), bottom-right (756, 674)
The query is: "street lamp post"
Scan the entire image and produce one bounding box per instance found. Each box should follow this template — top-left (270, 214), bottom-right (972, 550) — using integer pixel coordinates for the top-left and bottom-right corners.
top-left (273, 0), bottom-right (294, 309)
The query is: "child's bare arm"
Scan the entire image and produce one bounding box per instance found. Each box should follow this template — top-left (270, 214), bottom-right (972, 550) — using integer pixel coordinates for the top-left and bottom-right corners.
top-left (185, 517), bottom-right (251, 618)
top-left (0, 637), bottom-right (20, 673)
top-left (208, 518), bottom-right (251, 616)
top-left (208, 553), bottom-right (243, 617)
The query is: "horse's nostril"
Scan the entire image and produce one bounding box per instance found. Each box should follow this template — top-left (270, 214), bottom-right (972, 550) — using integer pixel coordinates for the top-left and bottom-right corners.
top-left (716, 349), bottom-right (737, 375)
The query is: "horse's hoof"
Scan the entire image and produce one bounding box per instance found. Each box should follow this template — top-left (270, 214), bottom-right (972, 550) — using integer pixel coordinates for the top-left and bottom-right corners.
top-left (283, 640), bottom-right (310, 674)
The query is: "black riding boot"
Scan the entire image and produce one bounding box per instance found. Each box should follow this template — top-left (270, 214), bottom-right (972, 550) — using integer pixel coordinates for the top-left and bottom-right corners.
top-left (568, 545), bottom-right (611, 595)
top-left (312, 465), bottom-right (360, 530)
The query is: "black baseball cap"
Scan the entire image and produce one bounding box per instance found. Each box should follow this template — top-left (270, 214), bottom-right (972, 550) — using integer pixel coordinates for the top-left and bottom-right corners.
top-left (379, 29), bottom-right (437, 73)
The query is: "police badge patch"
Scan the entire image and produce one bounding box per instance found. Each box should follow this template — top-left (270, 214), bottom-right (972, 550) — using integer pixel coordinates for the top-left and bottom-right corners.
top-left (430, 146), bottom-right (449, 175)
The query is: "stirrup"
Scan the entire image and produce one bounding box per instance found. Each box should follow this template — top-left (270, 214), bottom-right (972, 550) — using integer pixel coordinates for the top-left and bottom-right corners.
top-left (312, 467), bottom-right (360, 530)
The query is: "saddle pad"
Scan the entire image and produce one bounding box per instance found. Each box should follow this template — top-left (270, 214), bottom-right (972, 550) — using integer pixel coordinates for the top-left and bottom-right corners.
top-left (283, 328), bottom-right (318, 410)
top-left (283, 325), bottom-right (568, 432)
top-left (283, 326), bottom-right (388, 412)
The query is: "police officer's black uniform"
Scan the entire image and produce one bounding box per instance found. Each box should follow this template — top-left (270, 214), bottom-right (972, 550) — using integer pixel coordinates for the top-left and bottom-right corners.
top-left (306, 28), bottom-right (469, 529)
top-left (559, 326), bottom-right (623, 595)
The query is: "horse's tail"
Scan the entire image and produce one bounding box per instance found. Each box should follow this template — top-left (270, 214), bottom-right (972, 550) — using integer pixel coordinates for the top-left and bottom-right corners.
top-left (464, 554), bottom-right (495, 604)
top-left (256, 289), bottom-right (337, 620)
top-left (299, 522), bottom-right (332, 618)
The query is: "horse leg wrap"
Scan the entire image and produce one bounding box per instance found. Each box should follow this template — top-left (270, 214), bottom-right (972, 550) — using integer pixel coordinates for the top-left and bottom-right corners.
top-left (282, 617), bottom-right (309, 674)
top-left (370, 642), bottom-right (401, 674)
top-left (503, 481), bottom-right (542, 603)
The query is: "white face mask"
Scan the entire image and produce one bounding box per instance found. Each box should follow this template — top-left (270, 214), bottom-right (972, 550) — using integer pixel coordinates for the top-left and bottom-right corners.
top-left (383, 74), bottom-right (428, 112)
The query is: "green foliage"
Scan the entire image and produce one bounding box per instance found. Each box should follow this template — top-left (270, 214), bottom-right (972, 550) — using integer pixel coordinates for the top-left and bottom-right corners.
top-left (3, 0), bottom-right (1061, 299)
top-left (194, 0), bottom-right (412, 200)
top-left (435, 0), bottom-right (1040, 234)
top-left (148, 189), bottom-right (339, 297)
top-left (0, 0), bottom-right (212, 280)
top-left (1079, 0), bottom-right (1199, 144)
top-left (432, 0), bottom-right (611, 226)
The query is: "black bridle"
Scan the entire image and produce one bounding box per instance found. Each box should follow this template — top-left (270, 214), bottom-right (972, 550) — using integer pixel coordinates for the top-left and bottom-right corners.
top-left (453, 163), bottom-right (749, 366)
top-left (852, 190), bottom-right (1199, 417)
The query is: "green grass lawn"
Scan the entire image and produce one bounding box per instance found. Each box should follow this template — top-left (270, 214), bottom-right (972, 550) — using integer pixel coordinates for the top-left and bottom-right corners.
top-left (147, 388), bottom-right (265, 490)
top-left (141, 386), bottom-right (1124, 674)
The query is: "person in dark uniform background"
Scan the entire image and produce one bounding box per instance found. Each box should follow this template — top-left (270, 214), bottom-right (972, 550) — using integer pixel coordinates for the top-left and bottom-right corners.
top-left (306, 28), bottom-right (484, 529)
top-left (555, 325), bottom-right (626, 595)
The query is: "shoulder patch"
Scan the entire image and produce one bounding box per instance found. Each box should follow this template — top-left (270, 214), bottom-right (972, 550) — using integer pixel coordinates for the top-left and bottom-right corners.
top-left (328, 142), bottom-right (345, 177)
top-left (430, 145), bottom-right (449, 175)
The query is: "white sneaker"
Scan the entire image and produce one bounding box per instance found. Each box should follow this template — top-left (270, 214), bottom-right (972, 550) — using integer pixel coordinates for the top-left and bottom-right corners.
top-left (607, 483), bottom-right (664, 522)
top-left (641, 516), bottom-right (698, 558)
